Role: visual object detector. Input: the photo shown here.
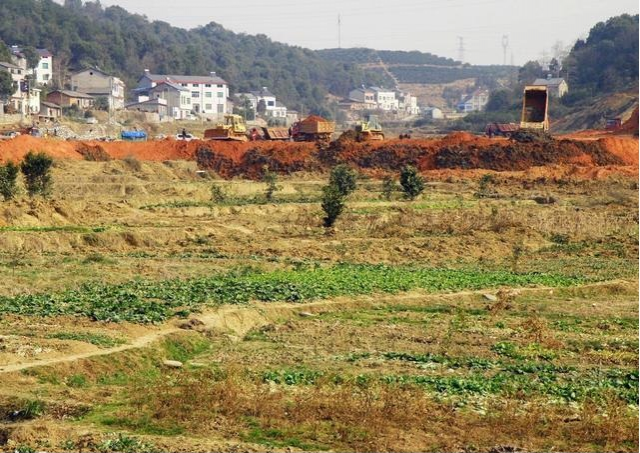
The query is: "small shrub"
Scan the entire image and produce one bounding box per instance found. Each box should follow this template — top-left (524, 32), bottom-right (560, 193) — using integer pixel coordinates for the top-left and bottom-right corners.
top-left (321, 184), bottom-right (345, 228)
top-left (0, 161), bottom-right (19, 200)
top-left (210, 184), bottom-right (227, 203)
top-left (329, 164), bottom-right (357, 197)
top-left (262, 165), bottom-right (282, 202)
top-left (381, 176), bottom-right (396, 201)
top-left (399, 165), bottom-right (425, 200)
top-left (20, 151), bottom-right (53, 197)
top-left (123, 155), bottom-right (142, 172)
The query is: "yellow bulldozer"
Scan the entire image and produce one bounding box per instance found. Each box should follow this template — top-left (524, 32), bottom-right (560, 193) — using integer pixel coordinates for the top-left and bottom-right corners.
top-left (355, 114), bottom-right (384, 141)
top-left (204, 114), bottom-right (249, 142)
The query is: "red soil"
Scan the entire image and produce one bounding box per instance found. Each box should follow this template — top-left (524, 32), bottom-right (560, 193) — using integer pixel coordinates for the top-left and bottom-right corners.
top-left (0, 132), bottom-right (636, 180)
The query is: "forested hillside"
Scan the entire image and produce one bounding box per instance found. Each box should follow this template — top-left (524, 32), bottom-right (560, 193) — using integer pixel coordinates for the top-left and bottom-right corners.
top-left (564, 14), bottom-right (638, 95)
top-left (318, 48), bottom-right (516, 86)
top-left (0, 0), bottom-right (388, 116)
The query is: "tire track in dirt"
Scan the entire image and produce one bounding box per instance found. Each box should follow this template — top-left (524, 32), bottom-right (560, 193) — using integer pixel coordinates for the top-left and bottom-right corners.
top-left (0, 280), bottom-right (630, 375)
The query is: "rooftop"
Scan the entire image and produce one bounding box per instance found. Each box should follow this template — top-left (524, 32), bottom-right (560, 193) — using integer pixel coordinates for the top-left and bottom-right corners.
top-left (142, 71), bottom-right (227, 85)
top-left (49, 90), bottom-right (94, 99)
top-left (533, 78), bottom-right (566, 87)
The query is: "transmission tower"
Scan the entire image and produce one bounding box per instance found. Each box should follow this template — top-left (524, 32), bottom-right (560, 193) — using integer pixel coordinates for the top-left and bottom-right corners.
top-left (502, 35), bottom-right (509, 66)
top-left (457, 36), bottom-right (465, 64)
top-left (338, 14), bottom-right (342, 49)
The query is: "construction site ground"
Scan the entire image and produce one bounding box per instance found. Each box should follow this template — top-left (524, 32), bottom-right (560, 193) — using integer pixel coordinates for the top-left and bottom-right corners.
top-left (0, 129), bottom-right (637, 452)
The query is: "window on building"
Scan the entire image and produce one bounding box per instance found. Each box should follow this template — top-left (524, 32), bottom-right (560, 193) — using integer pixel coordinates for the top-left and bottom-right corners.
top-left (267, 101), bottom-right (275, 107)
top-left (192, 83), bottom-right (199, 87)
top-left (192, 91), bottom-right (200, 98)
top-left (217, 84), bottom-right (223, 88)
top-left (205, 104), bottom-right (212, 110)
top-left (43, 74), bottom-right (49, 80)
top-left (217, 104), bottom-right (224, 113)
top-left (181, 83), bottom-right (187, 87)
top-left (217, 92), bottom-right (223, 98)
top-left (205, 84), bottom-right (212, 87)
top-left (205, 92), bottom-right (212, 98)
top-left (42, 63), bottom-right (49, 69)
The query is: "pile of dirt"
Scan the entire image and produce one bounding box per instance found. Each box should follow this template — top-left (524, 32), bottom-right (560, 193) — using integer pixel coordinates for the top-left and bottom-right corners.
top-left (300, 115), bottom-right (329, 124)
top-left (0, 132), bottom-right (636, 179)
top-left (0, 135), bottom-right (82, 161)
top-left (196, 141), bottom-right (319, 178)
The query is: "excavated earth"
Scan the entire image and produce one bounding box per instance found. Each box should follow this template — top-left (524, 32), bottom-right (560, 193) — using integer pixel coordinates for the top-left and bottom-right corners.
top-left (0, 131), bottom-right (637, 179)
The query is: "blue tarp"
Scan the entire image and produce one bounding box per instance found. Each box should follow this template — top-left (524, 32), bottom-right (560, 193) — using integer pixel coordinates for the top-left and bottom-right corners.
top-left (121, 131), bottom-right (147, 140)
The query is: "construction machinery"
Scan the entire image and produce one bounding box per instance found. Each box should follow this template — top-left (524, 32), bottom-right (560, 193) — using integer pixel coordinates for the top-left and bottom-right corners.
top-left (484, 122), bottom-right (519, 138)
top-left (354, 114), bottom-right (384, 141)
top-left (291, 115), bottom-right (335, 143)
top-left (520, 85), bottom-right (549, 132)
top-left (261, 126), bottom-right (290, 140)
top-left (204, 114), bottom-right (248, 142)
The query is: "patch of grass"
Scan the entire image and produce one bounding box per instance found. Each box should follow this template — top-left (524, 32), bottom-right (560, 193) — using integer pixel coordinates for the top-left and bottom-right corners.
top-left (0, 264), bottom-right (590, 323)
top-left (241, 424), bottom-right (329, 451)
top-left (66, 374), bottom-right (89, 388)
top-left (0, 225), bottom-right (108, 233)
top-left (48, 331), bottom-right (125, 348)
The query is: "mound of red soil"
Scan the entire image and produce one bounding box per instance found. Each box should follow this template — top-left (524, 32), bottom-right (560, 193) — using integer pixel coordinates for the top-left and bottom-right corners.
top-left (0, 131), bottom-right (636, 180)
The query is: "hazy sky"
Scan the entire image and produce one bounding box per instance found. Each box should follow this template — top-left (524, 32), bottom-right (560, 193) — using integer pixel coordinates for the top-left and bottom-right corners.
top-left (91, 0), bottom-right (637, 65)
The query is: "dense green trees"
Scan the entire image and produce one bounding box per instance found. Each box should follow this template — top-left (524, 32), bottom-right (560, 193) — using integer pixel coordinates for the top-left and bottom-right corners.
top-left (564, 14), bottom-right (638, 94)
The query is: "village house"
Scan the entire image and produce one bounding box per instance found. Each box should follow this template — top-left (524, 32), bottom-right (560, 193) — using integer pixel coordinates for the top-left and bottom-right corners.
top-left (235, 87), bottom-right (287, 119)
top-left (396, 91), bottom-right (420, 115)
top-left (47, 89), bottom-right (94, 109)
top-left (70, 68), bottom-right (126, 110)
top-left (39, 101), bottom-right (62, 121)
top-left (10, 46), bottom-right (53, 86)
top-left (533, 76), bottom-right (569, 98)
top-left (457, 89), bottom-right (489, 113)
top-left (0, 61), bottom-right (40, 115)
top-left (125, 98), bottom-right (169, 117)
top-left (133, 81), bottom-right (191, 119)
top-left (137, 70), bottom-right (228, 118)
top-left (371, 87), bottom-right (399, 111)
top-left (348, 87), bottom-right (377, 109)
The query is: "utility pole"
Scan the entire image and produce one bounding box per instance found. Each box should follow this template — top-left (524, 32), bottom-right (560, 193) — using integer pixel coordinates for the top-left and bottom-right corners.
top-left (457, 36), bottom-right (465, 64)
top-left (338, 14), bottom-right (342, 49)
top-left (502, 35), bottom-right (509, 66)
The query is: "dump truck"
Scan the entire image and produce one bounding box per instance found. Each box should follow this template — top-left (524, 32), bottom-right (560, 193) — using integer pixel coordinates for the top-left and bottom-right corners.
top-left (354, 114), bottom-right (384, 141)
top-left (291, 115), bottom-right (335, 143)
top-left (520, 85), bottom-right (549, 132)
top-left (484, 122), bottom-right (519, 138)
top-left (261, 127), bottom-right (290, 140)
top-left (204, 114), bottom-right (248, 142)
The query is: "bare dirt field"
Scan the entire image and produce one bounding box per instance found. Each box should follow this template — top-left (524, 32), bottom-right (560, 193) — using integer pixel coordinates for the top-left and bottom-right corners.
top-left (0, 134), bottom-right (637, 452)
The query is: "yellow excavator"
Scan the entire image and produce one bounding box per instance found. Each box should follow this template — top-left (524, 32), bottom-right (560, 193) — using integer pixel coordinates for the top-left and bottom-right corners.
top-left (204, 114), bottom-right (249, 142)
top-left (355, 114), bottom-right (384, 141)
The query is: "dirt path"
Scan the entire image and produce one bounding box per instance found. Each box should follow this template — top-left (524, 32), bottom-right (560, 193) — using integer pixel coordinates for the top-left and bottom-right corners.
top-left (0, 281), bottom-right (629, 375)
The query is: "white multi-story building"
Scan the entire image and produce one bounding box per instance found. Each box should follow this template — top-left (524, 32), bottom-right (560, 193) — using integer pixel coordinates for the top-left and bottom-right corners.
top-left (457, 89), bottom-right (489, 113)
top-left (10, 46), bottom-right (53, 86)
top-left (235, 87), bottom-right (287, 119)
top-left (137, 70), bottom-right (228, 117)
top-left (370, 87), bottom-right (399, 111)
top-left (396, 91), bottom-right (420, 115)
top-left (0, 61), bottom-right (40, 115)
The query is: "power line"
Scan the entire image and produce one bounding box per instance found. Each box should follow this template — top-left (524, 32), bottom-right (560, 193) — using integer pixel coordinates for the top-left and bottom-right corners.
top-left (457, 36), bottom-right (465, 63)
top-left (501, 35), bottom-right (509, 66)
